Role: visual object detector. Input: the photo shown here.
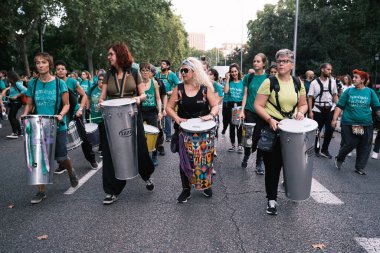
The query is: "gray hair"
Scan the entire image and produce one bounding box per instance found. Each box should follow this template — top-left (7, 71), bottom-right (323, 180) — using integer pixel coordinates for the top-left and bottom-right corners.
top-left (275, 49), bottom-right (294, 62)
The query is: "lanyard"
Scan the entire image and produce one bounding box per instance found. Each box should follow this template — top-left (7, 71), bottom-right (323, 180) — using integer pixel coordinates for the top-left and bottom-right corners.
top-left (113, 71), bottom-right (127, 97)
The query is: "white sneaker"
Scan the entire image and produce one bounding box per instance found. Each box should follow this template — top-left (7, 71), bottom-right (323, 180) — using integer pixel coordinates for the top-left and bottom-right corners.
top-left (347, 152), bottom-right (352, 157)
top-left (6, 133), bottom-right (18, 139)
top-left (371, 152), bottom-right (378, 159)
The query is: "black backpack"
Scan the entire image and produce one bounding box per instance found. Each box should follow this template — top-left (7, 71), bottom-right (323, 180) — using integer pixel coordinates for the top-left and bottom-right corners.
top-left (267, 76), bottom-right (301, 119)
top-left (314, 78), bottom-right (333, 107)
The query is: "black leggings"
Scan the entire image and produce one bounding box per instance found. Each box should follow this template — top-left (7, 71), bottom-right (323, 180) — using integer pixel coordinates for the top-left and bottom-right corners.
top-left (227, 101), bottom-right (242, 145)
top-left (9, 101), bottom-right (22, 135)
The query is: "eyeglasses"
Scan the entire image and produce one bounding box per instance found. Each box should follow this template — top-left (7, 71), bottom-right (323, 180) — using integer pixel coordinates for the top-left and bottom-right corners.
top-left (180, 68), bottom-right (191, 74)
top-left (276, 59), bottom-right (292, 65)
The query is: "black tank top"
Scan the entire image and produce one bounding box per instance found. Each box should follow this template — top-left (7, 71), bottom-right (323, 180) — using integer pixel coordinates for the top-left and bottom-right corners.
top-left (175, 83), bottom-right (210, 129)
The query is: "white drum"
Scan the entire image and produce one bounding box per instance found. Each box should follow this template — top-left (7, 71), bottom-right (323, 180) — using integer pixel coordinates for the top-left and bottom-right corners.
top-left (85, 123), bottom-right (99, 147)
top-left (278, 118), bottom-right (318, 201)
top-left (144, 124), bottom-right (160, 152)
top-left (180, 118), bottom-right (216, 190)
top-left (242, 122), bottom-right (256, 147)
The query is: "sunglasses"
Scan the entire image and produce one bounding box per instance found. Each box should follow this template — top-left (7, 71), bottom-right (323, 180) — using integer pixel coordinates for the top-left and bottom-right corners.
top-left (180, 68), bottom-right (191, 74)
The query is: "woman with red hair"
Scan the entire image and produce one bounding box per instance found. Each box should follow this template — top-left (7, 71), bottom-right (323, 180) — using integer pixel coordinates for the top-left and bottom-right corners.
top-left (98, 42), bottom-right (155, 204)
top-left (332, 69), bottom-right (380, 175)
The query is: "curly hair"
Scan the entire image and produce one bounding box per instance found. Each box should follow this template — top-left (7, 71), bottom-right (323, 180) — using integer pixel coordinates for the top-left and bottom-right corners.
top-left (108, 42), bottom-right (133, 71)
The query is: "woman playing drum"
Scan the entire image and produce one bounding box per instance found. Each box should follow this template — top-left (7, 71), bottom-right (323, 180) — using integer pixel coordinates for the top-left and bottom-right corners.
top-left (98, 42), bottom-right (155, 205)
top-left (254, 49), bottom-right (307, 215)
top-left (166, 57), bottom-right (219, 203)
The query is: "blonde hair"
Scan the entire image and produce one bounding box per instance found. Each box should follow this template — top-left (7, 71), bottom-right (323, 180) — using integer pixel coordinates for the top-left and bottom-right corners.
top-left (182, 57), bottom-right (213, 91)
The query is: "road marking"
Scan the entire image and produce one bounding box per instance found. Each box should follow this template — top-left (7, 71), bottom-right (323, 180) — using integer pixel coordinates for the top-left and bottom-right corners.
top-left (310, 178), bottom-right (344, 205)
top-left (355, 237), bottom-right (380, 252)
top-left (64, 160), bottom-right (103, 195)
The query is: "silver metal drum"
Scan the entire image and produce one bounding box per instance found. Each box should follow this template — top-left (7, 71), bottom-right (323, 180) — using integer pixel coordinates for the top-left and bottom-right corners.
top-left (85, 123), bottom-right (99, 147)
top-left (101, 98), bottom-right (138, 180)
top-left (21, 115), bottom-right (57, 185)
top-left (279, 118), bottom-right (318, 201)
top-left (66, 120), bottom-right (83, 151)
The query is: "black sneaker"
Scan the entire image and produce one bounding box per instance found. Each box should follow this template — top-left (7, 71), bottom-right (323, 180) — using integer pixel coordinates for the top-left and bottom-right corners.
top-left (90, 161), bottom-right (98, 170)
top-left (320, 150), bottom-right (332, 159)
top-left (266, 200), bottom-right (278, 215)
top-left (315, 151), bottom-right (320, 157)
top-left (221, 128), bottom-right (226, 135)
top-left (228, 146), bottom-right (236, 152)
top-left (54, 166), bottom-right (67, 174)
top-left (177, 189), bottom-right (191, 203)
top-left (158, 146), bottom-right (165, 156)
top-left (103, 194), bottom-right (118, 205)
top-left (30, 191), bottom-right (47, 204)
top-left (355, 169), bottom-right (367, 175)
top-left (68, 169), bottom-right (79, 187)
top-left (334, 156), bottom-right (343, 170)
top-left (203, 188), bottom-right (212, 197)
top-left (241, 155), bottom-right (249, 168)
top-left (146, 179), bottom-right (154, 191)
top-left (255, 162), bottom-right (265, 175)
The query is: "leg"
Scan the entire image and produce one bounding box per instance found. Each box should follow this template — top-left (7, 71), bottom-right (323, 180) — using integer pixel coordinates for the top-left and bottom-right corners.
top-left (164, 115), bottom-right (172, 140)
top-left (336, 125), bottom-right (358, 162)
top-left (355, 126), bottom-right (373, 173)
top-left (8, 101), bottom-right (21, 135)
top-left (100, 122), bottom-right (127, 195)
top-left (321, 111), bottom-right (334, 153)
top-left (313, 111), bottom-right (324, 153)
top-left (262, 138), bottom-right (283, 201)
top-left (222, 102), bottom-right (229, 133)
top-left (373, 130), bottom-right (380, 153)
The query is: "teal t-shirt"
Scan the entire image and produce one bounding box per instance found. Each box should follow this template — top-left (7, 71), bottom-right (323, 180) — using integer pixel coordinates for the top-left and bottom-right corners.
top-left (142, 79), bottom-right (157, 108)
top-left (338, 87), bottom-right (380, 126)
top-left (155, 71), bottom-right (180, 93)
top-left (26, 78), bottom-right (68, 132)
top-left (0, 80), bottom-right (7, 102)
top-left (228, 80), bottom-right (244, 102)
top-left (63, 77), bottom-right (80, 114)
top-left (213, 81), bottom-right (224, 98)
top-left (243, 73), bottom-right (267, 112)
top-left (10, 81), bottom-right (27, 102)
top-left (80, 79), bottom-right (92, 94)
top-left (89, 85), bottom-right (103, 124)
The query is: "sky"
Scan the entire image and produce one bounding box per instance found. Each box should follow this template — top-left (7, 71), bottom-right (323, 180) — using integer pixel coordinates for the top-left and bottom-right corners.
top-left (170, 0), bottom-right (279, 50)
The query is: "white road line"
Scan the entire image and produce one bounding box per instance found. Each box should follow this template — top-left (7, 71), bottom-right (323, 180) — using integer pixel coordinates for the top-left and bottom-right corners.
top-left (310, 178), bottom-right (344, 205)
top-left (355, 237), bottom-right (380, 252)
top-left (64, 160), bottom-right (103, 195)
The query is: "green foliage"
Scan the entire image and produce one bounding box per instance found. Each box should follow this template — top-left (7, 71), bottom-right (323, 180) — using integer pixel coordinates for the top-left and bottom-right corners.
top-left (246, 0), bottom-right (380, 80)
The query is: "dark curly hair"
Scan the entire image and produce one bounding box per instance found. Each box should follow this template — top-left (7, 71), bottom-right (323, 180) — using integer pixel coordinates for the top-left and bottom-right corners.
top-left (108, 42), bottom-right (133, 71)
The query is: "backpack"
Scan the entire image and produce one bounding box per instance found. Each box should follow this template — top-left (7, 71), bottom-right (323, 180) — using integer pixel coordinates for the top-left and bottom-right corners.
top-left (314, 78), bottom-right (333, 113)
top-left (154, 76), bottom-right (167, 97)
top-left (247, 72), bottom-right (269, 86)
top-left (267, 76), bottom-right (301, 119)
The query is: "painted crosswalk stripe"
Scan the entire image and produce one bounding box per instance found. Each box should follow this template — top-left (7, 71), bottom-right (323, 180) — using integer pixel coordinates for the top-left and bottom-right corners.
top-left (64, 161), bottom-right (103, 195)
top-left (355, 237), bottom-right (380, 252)
top-left (310, 178), bottom-right (344, 205)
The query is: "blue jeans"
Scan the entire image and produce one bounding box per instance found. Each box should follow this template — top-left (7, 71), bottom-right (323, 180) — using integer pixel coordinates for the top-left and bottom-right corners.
top-left (164, 115), bottom-right (172, 138)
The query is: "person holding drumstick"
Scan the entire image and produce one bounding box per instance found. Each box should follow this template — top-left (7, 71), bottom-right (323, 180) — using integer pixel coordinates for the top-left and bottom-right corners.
top-left (254, 49), bottom-right (307, 215)
top-left (98, 42), bottom-right (155, 205)
top-left (22, 52), bottom-right (79, 204)
top-left (166, 57), bottom-right (219, 203)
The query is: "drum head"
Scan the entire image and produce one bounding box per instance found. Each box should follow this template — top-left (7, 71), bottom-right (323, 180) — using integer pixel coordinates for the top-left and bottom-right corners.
top-left (180, 118), bottom-right (216, 133)
top-left (144, 124), bottom-right (159, 134)
top-left (85, 123), bottom-right (98, 132)
top-left (101, 98), bottom-right (136, 107)
top-left (243, 123), bottom-right (256, 127)
top-left (278, 118), bottom-right (318, 133)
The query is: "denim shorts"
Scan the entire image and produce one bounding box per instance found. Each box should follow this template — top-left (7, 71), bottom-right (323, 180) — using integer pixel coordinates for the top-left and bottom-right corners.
top-left (55, 130), bottom-right (68, 161)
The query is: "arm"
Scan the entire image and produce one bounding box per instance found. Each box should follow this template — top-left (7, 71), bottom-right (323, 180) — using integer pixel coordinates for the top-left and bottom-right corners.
top-left (224, 73), bottom-right (230, 93)
top-left (333, 93), bottom-right (339, 104)
top-left (135, 82), bottom-right (147, 105)
top-left (154, 80), bottom-right (162, 120)
top-left (57, 92), bottom-right (70, 122)
top-left (308, 96), bottom-right (314, 119)
top-left (22, 97), bottom-right (34, 116)
top-left (331, 107), bottom-right (342, 128)
top-left (200, 86), bottom-right (220, 121)
top-left (239, 86), bottom-right (248, 119)
top-left (75, 82), bottom-right (87, 117)
top-left (254, 94), bottom-right (279, 130)
top-left (162, 94), bottom-right (168, 116)
top-left (166, 86), bottom-right (186, 125)
top-left (295, 95), bottom-right (307, 120)
top-left (99, 84), bottom-right (107, 104)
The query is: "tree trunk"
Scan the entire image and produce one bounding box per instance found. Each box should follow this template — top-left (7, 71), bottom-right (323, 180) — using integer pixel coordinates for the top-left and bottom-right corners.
top-left (20, 37), bottom-right (30, 77)
top-left (86, 46), bottom-right (94, 78)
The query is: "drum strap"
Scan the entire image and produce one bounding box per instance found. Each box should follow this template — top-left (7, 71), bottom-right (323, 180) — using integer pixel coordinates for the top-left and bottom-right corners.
top-left (113, 71), bottom-right (127, 97)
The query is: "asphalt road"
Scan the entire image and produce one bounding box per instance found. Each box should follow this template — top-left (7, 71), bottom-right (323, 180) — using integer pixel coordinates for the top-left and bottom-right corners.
top-left (0, 119), bottom-right (379, 253)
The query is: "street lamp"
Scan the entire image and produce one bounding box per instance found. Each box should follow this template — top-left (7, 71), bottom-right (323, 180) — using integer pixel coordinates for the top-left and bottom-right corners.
top-left (375, 53), bottom-right (379, 86)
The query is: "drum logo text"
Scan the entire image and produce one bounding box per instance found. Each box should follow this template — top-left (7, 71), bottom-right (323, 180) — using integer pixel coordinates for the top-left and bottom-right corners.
top-left (119, 129), bottom-right (133, 137)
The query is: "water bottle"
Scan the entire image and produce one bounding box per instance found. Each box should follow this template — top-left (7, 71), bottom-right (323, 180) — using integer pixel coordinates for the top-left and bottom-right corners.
top-left (2, 111), bottom-right (8, 120)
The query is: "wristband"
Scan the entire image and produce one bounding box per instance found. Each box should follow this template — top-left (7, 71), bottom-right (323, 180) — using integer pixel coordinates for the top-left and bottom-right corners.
top-left (59, 113), bottom-right (63, 117)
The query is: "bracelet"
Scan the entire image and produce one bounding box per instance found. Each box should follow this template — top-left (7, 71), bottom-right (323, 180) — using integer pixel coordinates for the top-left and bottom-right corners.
top-left (58, 113), bottom-right (63, 117)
